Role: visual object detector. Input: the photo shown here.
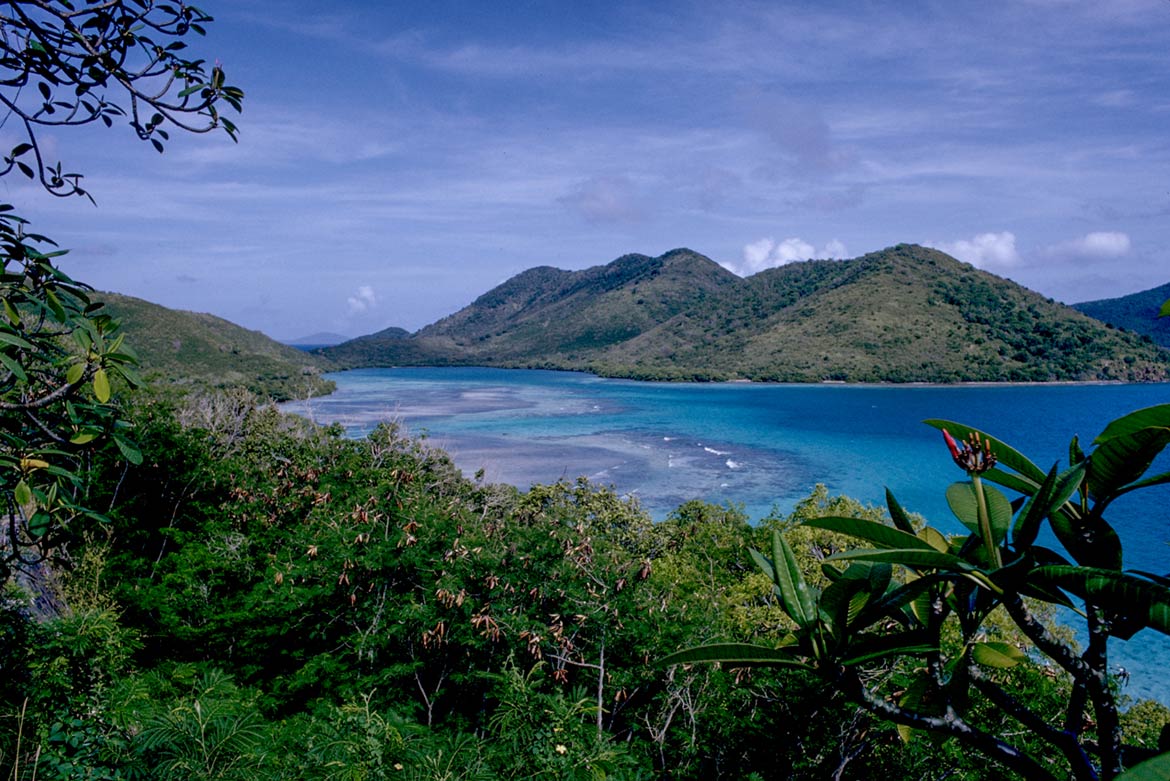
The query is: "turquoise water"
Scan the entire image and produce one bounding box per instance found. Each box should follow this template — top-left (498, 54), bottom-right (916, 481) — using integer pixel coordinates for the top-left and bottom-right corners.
top-left (283, 367), bottom-right (1170, 703)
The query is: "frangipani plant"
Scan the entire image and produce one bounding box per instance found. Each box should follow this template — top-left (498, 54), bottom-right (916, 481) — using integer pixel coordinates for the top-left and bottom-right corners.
top-left (661, 404), bottom-right (1170, 781)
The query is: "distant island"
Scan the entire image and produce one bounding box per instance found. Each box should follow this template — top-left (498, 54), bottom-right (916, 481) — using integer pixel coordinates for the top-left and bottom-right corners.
top-left (284, 331), bottom-right (351, 349)
top-left (321, 244), bottom-right (1170, 384)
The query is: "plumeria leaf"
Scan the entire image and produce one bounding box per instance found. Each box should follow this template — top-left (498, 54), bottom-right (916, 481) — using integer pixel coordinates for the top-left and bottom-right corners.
top-left (945, 481), bottom-right (1012, 546)
top-left (658, 643), bottom-right (810, 669)
top-left (1116, 751), bottom-right (1170, 781)
top-left (804, 516), bottom-right (938, 551)
top-left (826, 548), bottom-right (975, 572)
top-left (1032, 566), bottom-right (1170, 638)
top-left (971, 641), bottom-right (1027, 669)
top-left (772, 530), bottom-right (817, 628)
top-left (1087, 405), bottom-right (1170, 502)
top-left (1013, 461), bottom-right (1086, 550)
top-left (885, 488), bottom-right (916, 534)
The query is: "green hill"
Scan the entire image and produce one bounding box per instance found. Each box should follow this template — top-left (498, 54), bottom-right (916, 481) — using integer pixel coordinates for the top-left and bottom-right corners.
top-left (1073, 282), bottom-right (1170, 349)
top-left (324, 245), bottom-right (1170, 383)
top-left (98, 292), bottom-right (336, 400)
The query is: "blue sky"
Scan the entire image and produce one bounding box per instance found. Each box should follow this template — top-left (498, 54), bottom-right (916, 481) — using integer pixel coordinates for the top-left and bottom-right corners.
top-left (9, 0), bottom-right (1170, 340)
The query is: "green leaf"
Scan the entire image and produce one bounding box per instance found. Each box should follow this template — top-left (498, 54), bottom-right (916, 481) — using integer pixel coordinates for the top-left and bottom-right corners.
top-left (27, 510), bottom-right (51, 538)
top-left (856, 574), bottom-right (939, 627)
top-left (92, 368), bottom-right (110, 402)
top-left (1116, 751), bottom-right (1170, 780)
top-left (65, 362), bottom-right (85, 385)
top-left (114, 434), bottom-right (143, 465)
top-left (924, 419), bottom-right (1046, 485)
top-left (0, 330), bottom-right (35, 351)
top-left (820, 566), bottom-right (889, 636)
top-left (749, 546), bottom-right (775, 584)
top-left (771, 530), bottom-right (817, 628)
top-left (841, 631), bottom-right (936, 666)
top-left (897, 676), bottom-right (931, 743)
top-left (1159, 299), bottom-right (1170, 319)
top-left (14, 479), bottom-right (32, 506)
top-left (657, 643), bottom-right (810, 669)
top-left (1048, 508), bottom-right (1122, 570)
top-left (69, 432), bottom-right (96, 445)
top-left (971, 641), bottom-right (1026, 669)
top-left (804, 516), bottom-right (939, 551)
top-left (826, 548), bottom-right (975, 572)
top-left (1013, 462), bottom-right (1086, 550)
top-left (1116, 469), bottom-right (1170, 495)
top-left (819, 578), bottom-right (860, 636)
top-left (945, 481), bottom-right (1012, 546)
top-left (1089, 428), bottom-right (1170, 504)
top-left (2, 298), bottom-right (20, 326)
top-left (1032, 566), bottom-right (1170, 638)
top-left (885, 488), bottom-right (916, 534)
top-left (981, 466), bottom-right (1042, 496)
top-left (918, 526), bottom-right (949, 553)
top-left (1094, 405), bottom-right (1170, 445)
top-left (1087, 405), bottom-right (1170, 502)
top-left (0, 351), bottom-right (27, 381)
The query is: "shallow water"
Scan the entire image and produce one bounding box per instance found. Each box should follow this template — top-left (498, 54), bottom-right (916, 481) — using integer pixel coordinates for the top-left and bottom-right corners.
top-left (283, 367), bottom-right (1170, 703)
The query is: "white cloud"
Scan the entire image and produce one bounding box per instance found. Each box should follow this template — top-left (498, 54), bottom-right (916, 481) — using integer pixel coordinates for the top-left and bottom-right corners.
top-left (347, 285), bottom-right (377, 314)
top-left (938, 232), bottom-right (1021, 269)
top-left (1064, 231), bottom-right (1131, 257)
top-left (725, 237), bottom-right (848, 276)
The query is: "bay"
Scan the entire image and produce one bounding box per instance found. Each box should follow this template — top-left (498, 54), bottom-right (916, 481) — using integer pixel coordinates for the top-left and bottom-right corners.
top-left (283, 367), bottom-right (1170, 703)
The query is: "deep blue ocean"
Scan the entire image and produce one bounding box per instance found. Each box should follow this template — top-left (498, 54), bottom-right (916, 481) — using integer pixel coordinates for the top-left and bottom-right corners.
top-left (283, 367), bottom-right (1170, 704)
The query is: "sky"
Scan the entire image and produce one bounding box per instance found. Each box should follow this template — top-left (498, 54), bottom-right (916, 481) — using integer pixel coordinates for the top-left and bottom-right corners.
top-left (6, 0), bottom-right (1170, 341)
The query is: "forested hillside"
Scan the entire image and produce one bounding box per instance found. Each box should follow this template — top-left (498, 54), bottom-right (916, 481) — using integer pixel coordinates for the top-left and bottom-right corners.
top-left (99, 292), bottom-right (335, 401)
top-left (325, 245), bottom-right (1170, 383)
top-left (1074, 282), bottom-right (1170, 349)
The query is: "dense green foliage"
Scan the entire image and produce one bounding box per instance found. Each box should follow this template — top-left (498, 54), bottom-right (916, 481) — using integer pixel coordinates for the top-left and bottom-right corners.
top-left (665, 407), bottom-right (1170, 779)
top-left (323, 245), bottom-right (1170, 384)
top-left (99, 292), bottom-right (334, 401)
top-left (1074, 282), bottom-right (1170, 350)
top-left (10, 389), bottom-right (1167, 778)
top-left (1, 389), bottom-right (1167, 778)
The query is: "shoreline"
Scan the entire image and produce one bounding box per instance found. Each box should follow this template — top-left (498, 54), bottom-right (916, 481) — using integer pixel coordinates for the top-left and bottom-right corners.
top-left (310, 364), bottom-right (1160, 394)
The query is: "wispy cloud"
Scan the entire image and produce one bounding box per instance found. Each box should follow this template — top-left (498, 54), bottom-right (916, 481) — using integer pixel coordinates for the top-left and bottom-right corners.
top-left (559, 175), bottom-right (647, 225)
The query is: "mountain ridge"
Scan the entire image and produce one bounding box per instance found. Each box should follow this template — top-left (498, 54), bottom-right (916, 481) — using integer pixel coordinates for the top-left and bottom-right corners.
top-left (1073, 282), bottom-right (1170, 349)
top-left (321, 245), bottom-right (1170, 383)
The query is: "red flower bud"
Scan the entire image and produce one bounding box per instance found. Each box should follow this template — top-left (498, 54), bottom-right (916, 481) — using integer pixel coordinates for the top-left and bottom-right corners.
top-left (943, 429), bottom-right (962, 460)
